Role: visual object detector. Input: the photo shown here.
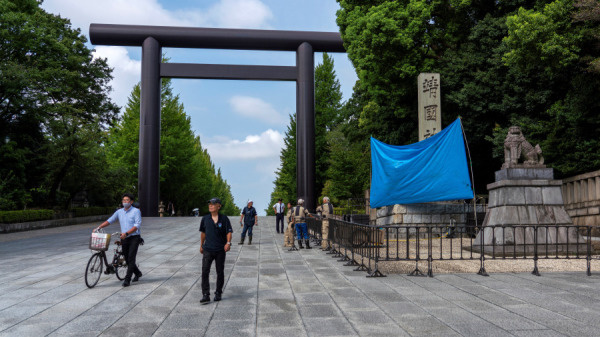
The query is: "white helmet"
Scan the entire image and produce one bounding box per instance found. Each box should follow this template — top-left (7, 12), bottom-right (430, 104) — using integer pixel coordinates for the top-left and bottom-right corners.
top-left (297, 198), bottom-right (304, 205)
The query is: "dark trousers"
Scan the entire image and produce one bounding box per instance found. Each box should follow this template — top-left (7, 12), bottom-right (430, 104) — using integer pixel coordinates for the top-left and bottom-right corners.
top-left (241, 223), bottom-right (254, 238)
top-left (201, 250), bottom-right (226, 295)
top-left (121, 235), bottom-right (142, 281)
top-left (275, 213), bottom-right (284, 233)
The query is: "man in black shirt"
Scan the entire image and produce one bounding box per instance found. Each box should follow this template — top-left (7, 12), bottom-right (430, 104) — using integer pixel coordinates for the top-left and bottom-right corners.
top-left (199, 198), bottom-right (233, 303)
top-left (239, 200), bottom-right (258, 245)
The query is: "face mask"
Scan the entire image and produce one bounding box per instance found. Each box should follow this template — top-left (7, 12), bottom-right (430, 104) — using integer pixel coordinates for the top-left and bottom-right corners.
top-left (123, 202), bottom-right (131, 208)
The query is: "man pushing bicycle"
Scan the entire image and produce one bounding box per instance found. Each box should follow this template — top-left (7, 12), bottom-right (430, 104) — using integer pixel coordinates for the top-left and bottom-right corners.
top-left (94, 193), bottom-right (143, 287)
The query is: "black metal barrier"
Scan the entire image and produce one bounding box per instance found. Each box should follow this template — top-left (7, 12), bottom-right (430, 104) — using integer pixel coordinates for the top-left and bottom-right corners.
top-left (305, 218), bottom-right (595, 278)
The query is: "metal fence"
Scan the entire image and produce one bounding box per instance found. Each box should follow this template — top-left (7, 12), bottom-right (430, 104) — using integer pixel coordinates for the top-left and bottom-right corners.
top-left (306, 217), bottom-right (595, 278)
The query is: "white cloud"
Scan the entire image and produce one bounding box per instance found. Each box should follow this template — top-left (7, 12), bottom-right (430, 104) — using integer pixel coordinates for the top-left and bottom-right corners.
top-left (92, 46), bottom-right (141, 110)
top-left (230, 96), bottom-right (284, 124)
top-left (42, 0), bottom-right (273, 32)
top-left (207, 0), bottom-right (273, 29)
top-left (204, 129), bottom-right (284, 161)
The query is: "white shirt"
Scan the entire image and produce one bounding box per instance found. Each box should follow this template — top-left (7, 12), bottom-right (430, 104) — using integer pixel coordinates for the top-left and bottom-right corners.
top-left (273, 202), bottom-right (285, 214)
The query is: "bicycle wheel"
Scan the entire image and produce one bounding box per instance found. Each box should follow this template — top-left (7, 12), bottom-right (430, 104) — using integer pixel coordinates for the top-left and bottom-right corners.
top-left (114, 252), bottom-right (128, 281)
top-left (85, 253), bottom-right (103, 288)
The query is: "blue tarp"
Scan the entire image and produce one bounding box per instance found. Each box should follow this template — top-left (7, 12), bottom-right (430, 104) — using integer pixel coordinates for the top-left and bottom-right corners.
top-left (370, 118), bottom-right (474, 208)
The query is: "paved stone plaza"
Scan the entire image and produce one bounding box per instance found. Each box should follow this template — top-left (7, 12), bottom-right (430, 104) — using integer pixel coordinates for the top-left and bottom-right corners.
top-left (1, 216), bottom-right (600, 336)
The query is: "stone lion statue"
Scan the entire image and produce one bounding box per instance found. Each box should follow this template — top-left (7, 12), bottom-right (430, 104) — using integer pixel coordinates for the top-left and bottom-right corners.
top-left (501, 126), bottom-right (544, 169)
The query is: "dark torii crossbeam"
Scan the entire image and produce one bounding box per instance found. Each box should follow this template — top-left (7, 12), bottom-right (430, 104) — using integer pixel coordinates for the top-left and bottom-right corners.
top-left (89, 24), bottom-right (345, 215)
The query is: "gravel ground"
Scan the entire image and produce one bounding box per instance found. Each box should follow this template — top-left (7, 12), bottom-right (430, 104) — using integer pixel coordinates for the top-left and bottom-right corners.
top-left (336, 236), bottom-right (600, 275)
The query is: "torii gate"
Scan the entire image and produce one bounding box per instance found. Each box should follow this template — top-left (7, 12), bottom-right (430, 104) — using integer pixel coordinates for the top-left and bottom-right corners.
top-left (89, 24), bottom-right (345, 216)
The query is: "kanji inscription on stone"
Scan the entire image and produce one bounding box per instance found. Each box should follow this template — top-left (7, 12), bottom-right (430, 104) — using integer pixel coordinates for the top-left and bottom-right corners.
top-left (418, 73), bottom-right (442, 141)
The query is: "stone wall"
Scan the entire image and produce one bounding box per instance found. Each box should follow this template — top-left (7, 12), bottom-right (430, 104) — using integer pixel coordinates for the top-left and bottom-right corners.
top-left (562, 169), bottom-right (600, 230)
top-left (0, 214), bottom-right (111, 234)
top-left (373, 202), bottom-right (485, 238)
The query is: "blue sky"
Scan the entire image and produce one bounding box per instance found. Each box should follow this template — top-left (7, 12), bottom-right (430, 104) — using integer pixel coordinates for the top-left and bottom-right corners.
top-left (41, 0), bottom-right (358, 215)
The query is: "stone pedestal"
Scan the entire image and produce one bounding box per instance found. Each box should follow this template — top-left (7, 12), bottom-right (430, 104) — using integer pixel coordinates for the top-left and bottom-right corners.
top-left (474, 168), bottom-right (584, 255)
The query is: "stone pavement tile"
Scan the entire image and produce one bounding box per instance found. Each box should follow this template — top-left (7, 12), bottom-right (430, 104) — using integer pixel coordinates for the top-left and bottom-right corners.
top-left (476, 292), bottom-right (527, 307)
top-left (334, 296), bottom-right (380, 311)
top-left (394, 316), bottom-right (456, 336)
top-left (256, 326), bottom-right (307, 337)
top-left (47, 313), bottom-right (122, 336)
top-left (455, 299), bottom-right (508, 314)
top-left (303, 317), bottom-right (358, 337)
top-left (343, 309), bottom-right (396, 325)
top-left (299, 303), bottom-right (342, 318)
top-left (295, 292), bottom-right (333, 305)
top-left (435, 290), bottom-right (481, 302)
top-left (257, 298), bottom-right (297, 313)
top-left (361, 290), bottom-right (408, 303)
top-left (100, 322), bottom-right (161, 336)
top-left (382, 301), bottom-right (431, 317)
top-left (477, 311), bottom-right (546, 331)
top-left (212, 303), bottom-right (256, 321)
top-left (566, 308), bottom-right (600, 325)
top-left (428, 307), bottom-right (512, 336)
top-left (204, 319), bottom-right (255, 337)
top-left (259, 276), bottom-right (289, 289)
top-left (354, 323), bottom-right (411, 337)
top-left (156, 313), bottom-right (210, 330)
top-left (153, 328), bottom-right (209, 337)
top-left (511, 329), bottom-right (567, 337)
top-left (289, 282), bottom-right (323, 294)
top-left (449, 283), bottom-right (494, 296)
top-left (225, 277), bottom-right (258, 288)
top-left (552, 292), bottom-right (600, 308)
top-left (115, 305), bottom-right (173, 324)
top-left (403, 294), bottom-right (452, 309)
top-left (257, 311), bottom-right (302, 328)
top-left (258, 288), bottom-right (295, 301)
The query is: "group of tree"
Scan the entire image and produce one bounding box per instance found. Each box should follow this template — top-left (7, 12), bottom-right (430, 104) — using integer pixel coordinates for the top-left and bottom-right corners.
top-left (266, 53), bottom-right (365, 213)
top-left (268, 0), bottom-right (599, 210)
top-left (108, 79), bottom-right (239, 216)
top-left (0, 0), bottom-right (239, 215)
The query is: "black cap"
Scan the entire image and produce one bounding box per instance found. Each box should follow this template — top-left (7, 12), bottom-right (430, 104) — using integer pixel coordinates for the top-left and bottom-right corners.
top-left (208, 197), bottom-right (222, 204)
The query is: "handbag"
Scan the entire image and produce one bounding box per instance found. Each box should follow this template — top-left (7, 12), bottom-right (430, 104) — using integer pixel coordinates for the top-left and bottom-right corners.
top-left (89, 232), bottom-right (111, 251)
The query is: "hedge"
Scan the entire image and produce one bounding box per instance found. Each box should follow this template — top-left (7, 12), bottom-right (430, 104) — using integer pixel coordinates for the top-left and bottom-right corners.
top-left (0, 210), bottom-right (54, 224)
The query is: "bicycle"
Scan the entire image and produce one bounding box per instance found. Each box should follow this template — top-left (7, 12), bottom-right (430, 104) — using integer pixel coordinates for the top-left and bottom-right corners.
top-left (85, 230), bottom-right (128, 288)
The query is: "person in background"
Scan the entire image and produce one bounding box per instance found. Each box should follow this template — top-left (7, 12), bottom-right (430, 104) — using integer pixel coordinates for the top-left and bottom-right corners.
top-left (272, 198), bottom-right (286, 234)
top-left (316, 197), bottom-right (335, 250)
top-left (199, 198), bottom-right (233, 303)
top-left (95, 193), bottom-right (143, 287)
top-left (239, 200), bottom-right (258, 245)
top-left (291, 198), bottom-right (314, 249)
top-left (283, 201), bottom-right (295, 248)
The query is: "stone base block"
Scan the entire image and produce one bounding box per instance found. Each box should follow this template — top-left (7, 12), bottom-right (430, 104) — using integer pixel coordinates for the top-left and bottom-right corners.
top-left (495, 168), bottom-right (554, 181)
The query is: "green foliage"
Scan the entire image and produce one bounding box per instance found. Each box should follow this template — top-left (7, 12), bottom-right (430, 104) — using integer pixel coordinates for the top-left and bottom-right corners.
top-left (0, 0), bottom-right (119, 209)
top-left (503, 0), bottom-right (582, 75)
top-left (335, 0), bottom-right (600, 197)
top-left (106, 77), bottom-right (240, 216)
top-left (267, 53), bottom-right (346, 213)
top-left (266, 114), bottom-right (297, 215)
top-left (0, 210), bottom-right (54, 223)
top-left (315, 53), bottom-right (343, 194)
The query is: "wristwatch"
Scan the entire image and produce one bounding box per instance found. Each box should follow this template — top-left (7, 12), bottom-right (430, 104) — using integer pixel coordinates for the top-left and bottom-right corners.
top-left (226, 242), bottom-right (231, 245)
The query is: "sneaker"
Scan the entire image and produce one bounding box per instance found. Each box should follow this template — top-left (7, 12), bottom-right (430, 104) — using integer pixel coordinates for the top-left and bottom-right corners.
top-left (122, 280), bottom-right (130, 287)
top-left (200, 294), bottom-right (210, 303)
top-left (214, 293), bottom-right (222, 301)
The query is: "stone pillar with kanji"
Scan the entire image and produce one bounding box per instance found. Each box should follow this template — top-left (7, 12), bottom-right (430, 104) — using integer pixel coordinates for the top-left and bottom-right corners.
top-left (418, 73), bottom-right (442, 141)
